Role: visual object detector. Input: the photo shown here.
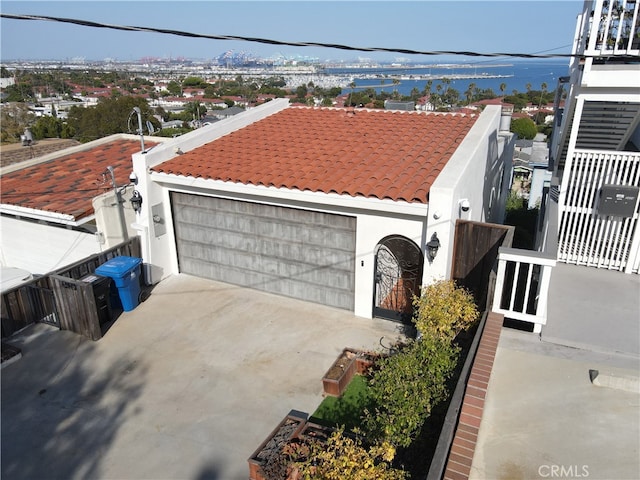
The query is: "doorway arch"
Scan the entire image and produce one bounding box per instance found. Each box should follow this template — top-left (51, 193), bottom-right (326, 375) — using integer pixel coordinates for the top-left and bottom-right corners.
top-left (373, 235), bottom-right (424, 323)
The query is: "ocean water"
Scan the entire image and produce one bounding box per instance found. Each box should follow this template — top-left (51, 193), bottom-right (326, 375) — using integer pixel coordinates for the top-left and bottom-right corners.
top-left (326, 59), bottom-right (571, 96)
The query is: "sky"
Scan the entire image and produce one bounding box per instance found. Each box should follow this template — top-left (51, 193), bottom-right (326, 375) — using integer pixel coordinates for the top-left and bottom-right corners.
top-left (0, 1), bottom-right (584, 63)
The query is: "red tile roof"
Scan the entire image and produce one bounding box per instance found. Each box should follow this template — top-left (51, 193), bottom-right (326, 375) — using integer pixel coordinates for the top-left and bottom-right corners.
top-left (0, 139), bottom-right (153, 222)
top-left (474, 97), bottom-right (507, 106)
top-left (153, 107), bottom-right (479, 203)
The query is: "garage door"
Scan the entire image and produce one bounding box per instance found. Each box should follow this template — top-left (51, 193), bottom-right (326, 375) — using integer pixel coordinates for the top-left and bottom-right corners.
top-left (171, 192), bottom-right (356, 310)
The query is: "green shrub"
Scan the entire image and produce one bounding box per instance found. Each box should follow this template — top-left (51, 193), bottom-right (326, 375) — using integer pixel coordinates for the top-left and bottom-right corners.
top-left (362, 336), bottom-right (460, 448)
top-left (511, 117), bottom-right (538, 140)
top-left (510, 117), bottom-right (538, 140)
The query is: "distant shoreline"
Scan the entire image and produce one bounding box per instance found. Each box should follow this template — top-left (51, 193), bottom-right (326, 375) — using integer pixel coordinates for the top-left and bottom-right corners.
top-left (0, 58), bottom-right (567, 94)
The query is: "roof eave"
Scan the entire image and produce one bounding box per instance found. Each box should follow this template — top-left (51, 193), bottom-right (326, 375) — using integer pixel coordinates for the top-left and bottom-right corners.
top-left (0, 204), bottom-right (94, 227)
top-left (150, 172), bottom-right (429, 217)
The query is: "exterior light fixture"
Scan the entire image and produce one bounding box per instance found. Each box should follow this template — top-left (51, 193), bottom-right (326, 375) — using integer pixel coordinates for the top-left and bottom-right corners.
top-left (130, 190), bottom-right (143, 213)
top-left (426, 232), bottom-right (440, 263)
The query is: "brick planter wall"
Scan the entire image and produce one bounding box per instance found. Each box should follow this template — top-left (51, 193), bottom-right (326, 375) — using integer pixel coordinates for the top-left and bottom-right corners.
top-left (443, 311), bottom-right (503, 480)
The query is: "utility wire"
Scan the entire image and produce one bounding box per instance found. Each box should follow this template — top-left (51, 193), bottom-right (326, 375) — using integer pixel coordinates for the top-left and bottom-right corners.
top-left (1, 12), bottom-right (582, 59)
top-left (467, 46), bottom-right (575, 65)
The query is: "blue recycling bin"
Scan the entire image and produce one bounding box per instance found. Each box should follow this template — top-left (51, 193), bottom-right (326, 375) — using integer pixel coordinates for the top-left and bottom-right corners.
top-left (95, 256), bottom-right (143, 312)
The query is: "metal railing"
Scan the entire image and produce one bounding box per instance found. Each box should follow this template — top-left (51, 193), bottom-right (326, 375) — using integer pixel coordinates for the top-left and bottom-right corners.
top-left (492, 247), bottom-right (556, 332)
top-left (580, 0), bottom-right (640, 57)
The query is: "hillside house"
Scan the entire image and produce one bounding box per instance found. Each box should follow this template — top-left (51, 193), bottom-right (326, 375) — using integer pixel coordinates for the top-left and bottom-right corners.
top-left (129, 99), bottom-right (515, 321)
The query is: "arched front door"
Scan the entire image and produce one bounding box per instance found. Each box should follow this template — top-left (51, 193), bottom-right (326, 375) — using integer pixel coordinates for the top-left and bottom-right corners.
top-left (373, 235), bottom-right (424, 323)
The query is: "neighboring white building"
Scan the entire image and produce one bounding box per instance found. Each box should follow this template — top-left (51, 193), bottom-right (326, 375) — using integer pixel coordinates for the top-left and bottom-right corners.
top-left (545, 0), bottom-right (640, 272)
top-left (0, 77), bottom-right (16, 89)
top-left (492, 0), bottom-right (640, 333)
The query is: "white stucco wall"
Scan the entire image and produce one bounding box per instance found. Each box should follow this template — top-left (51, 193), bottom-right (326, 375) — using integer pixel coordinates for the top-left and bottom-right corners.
top-left (528, 168), bottom-right (553, 210)
top-left (0, 216), bottom-right (100, 274)
top-left (427, 105), bottom-right (514, 282)
top-left (92, 186), bottom-right (140, 248)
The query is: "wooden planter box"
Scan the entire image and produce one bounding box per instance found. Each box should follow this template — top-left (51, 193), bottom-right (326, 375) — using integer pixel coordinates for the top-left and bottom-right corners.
top-left (322, 348), bottom-right (357, 397)
top-left (248, 412), bottom-right (307, 480)
top-left (355, 350), bottom-right (383, 375)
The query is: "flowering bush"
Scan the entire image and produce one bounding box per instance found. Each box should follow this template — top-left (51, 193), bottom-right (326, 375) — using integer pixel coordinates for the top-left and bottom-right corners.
top-left (412, 279), bottom-right (479, 341)
top-left (292, 427), bottom-right (407, 480)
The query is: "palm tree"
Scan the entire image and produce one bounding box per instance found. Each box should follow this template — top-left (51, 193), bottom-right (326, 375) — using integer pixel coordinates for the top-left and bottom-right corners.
top-left (539, 82), bottom-right (548, 107)
top-left (392, 77), bottom-right (400, 99)
top-left (464, 87), bottom-right (472, 104)
top-left (536, 82), bottom-right (549, 123)
top-left (435, 83), bottom-right (443, 109)
top-left (499, 82), bottom-right (507, 98)
top-left (423, 79), bottom-right (433, 97)
top-left (441, 77), bottom-right (451, 95)
top-left (348, 81), bottom-right (356, 107)
top-left (465, 82), bottom-right (476, 103)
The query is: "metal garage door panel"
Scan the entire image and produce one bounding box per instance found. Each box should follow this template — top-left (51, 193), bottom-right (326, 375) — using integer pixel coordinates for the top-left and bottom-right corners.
top-left (171, 193), bottom-right (356, 310)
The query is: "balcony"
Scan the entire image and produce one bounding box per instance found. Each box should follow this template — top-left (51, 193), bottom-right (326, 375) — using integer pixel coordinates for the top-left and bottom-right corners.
top-left (579, 0), bottom-right (640, 59)
top-left (571, 0), bottom-right (640, 89)
top-left (491, 247), bottom-right (556, 333)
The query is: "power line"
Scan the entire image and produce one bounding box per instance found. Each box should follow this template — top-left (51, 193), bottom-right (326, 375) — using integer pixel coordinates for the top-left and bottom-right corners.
top-left (1, 12), bottom-right (581, 60)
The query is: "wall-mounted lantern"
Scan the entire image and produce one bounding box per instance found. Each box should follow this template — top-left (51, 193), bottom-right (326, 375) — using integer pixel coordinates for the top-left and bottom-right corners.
top-left (426, 232), bottom-right (440, 263)
top-left (130, 190), bottom-right (143, 213)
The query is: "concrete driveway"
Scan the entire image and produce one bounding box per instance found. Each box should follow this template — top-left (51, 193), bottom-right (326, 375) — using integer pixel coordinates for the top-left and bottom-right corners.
top-left (1, 274), bottom-right (405, 480)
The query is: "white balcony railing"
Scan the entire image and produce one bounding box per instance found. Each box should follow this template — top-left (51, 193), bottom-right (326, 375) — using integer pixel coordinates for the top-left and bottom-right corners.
top-left (580, 0), bottom-right (640, 57)
top-left (492, 247), bottom-right (556, 333)
top-left (558, 149), bottom-right (640, 273)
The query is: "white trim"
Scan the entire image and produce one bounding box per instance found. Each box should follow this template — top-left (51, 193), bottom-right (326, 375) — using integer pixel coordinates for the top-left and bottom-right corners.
top-left (150, 172), bottom-right (430, 218)
top-left (0, 203), bottom-right (94, 226)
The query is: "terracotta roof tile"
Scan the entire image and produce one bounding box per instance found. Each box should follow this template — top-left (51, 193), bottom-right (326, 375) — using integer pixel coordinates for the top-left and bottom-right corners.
top-left (0, 139), bottom-right (153, 222)
top-left (153, 107), bottom-right (479, 204)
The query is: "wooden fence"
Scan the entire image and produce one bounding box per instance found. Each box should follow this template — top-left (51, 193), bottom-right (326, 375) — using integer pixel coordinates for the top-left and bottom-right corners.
top-left (1, 237), bottom-right (141, 340)
top-left (451, 220), bottom-right (515, 311)
top-left (1, 276), bottom-right (58, 338)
